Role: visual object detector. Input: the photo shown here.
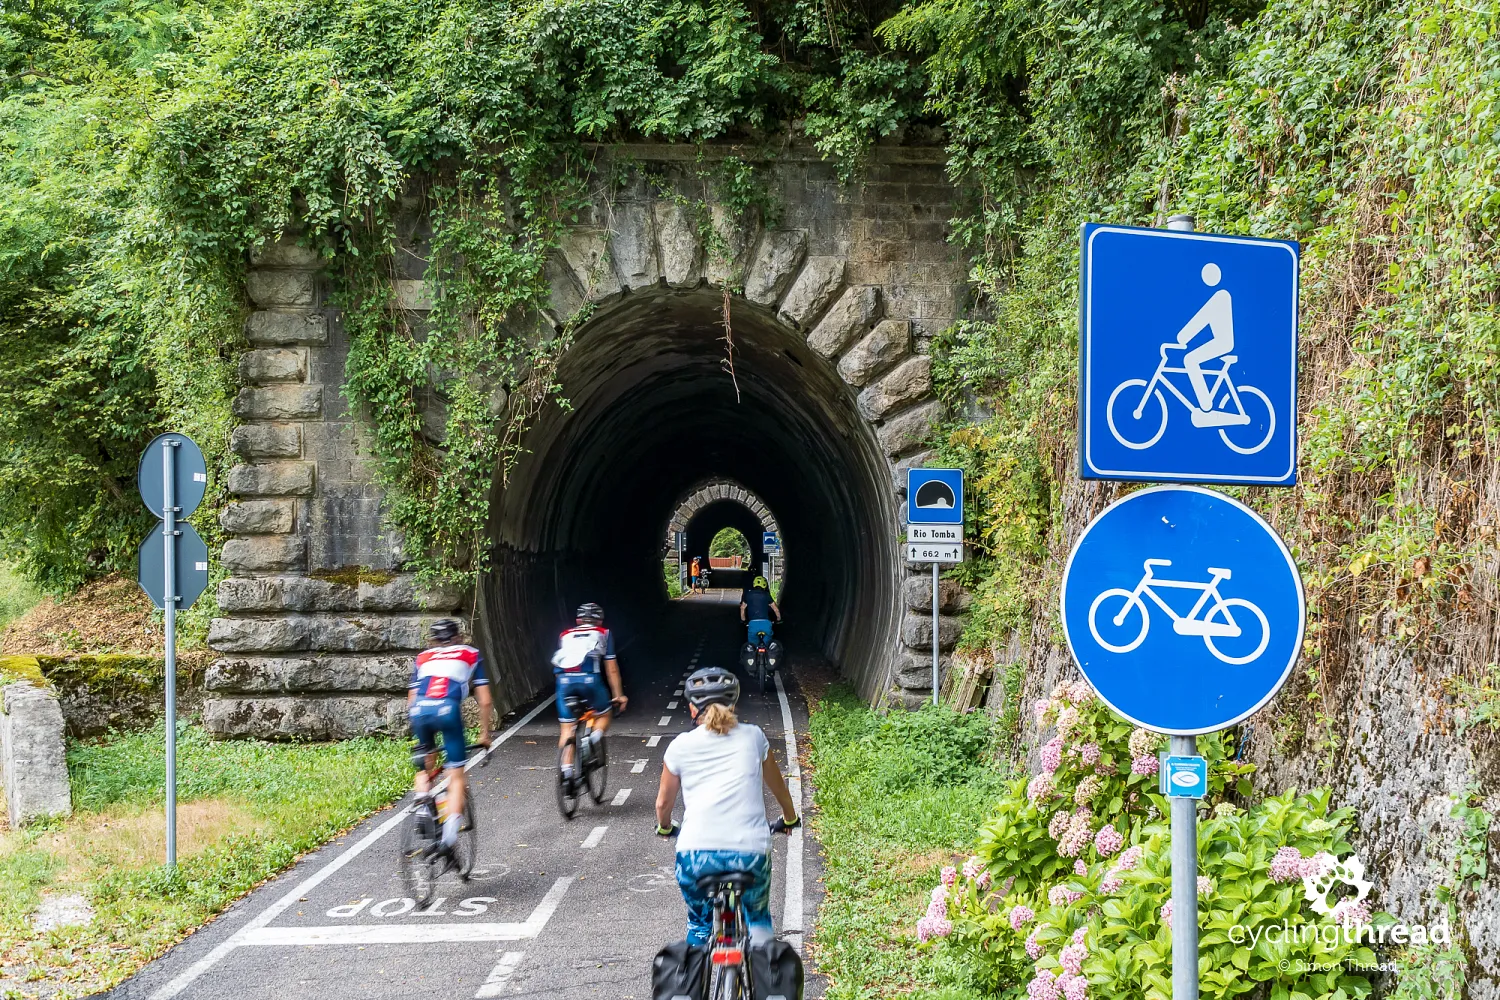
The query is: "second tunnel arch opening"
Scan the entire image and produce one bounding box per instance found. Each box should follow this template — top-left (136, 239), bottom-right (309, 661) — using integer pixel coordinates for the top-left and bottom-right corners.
top-left (479, 287), bottom-right (899, 704)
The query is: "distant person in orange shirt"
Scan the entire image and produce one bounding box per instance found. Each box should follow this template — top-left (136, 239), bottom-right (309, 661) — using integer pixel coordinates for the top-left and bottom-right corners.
top-left (690, 556), bottom-right (702, 594)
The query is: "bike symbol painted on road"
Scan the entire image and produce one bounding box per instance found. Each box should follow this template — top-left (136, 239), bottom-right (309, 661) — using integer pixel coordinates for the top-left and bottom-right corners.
top-left (1087, 558), bottom-right (1269, 664)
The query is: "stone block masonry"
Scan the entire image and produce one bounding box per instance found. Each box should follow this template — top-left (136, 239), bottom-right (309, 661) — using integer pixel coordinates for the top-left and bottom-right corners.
top-left (212, 147), bottom-right (970, 734)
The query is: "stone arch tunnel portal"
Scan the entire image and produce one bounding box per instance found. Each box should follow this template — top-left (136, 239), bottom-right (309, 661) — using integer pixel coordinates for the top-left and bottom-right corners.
top-left (481, 288), bottom-right (898, 702)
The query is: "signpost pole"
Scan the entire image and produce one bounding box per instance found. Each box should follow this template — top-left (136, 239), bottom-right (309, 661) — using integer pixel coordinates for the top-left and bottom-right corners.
top-left (1163, 211), bottom-right (1198, 1000)
top-left (931, 562), bottom-right (940, 705)
top-left (161, 440), bottom-right (178, 868)
top-left (1170, 734), bottom-right (1198, 1000)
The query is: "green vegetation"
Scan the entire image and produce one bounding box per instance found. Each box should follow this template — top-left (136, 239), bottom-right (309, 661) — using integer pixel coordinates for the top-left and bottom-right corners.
top-left (709, 528), bottom-right (752, 562)
top-left (0, 565), bottom-right (41, 631)
top-left (664, 559), bottom-right (686, 598)
top-left (0, 723), bottom-right (408, 997)
top-left (807, 684), bottom-right (1004, 999)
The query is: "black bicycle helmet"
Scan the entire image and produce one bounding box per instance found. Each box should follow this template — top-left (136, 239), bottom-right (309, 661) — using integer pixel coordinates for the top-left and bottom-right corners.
top-left (576, 602), bottom-right (604, 624)
top-left (685, 666), bottom-right (740, 710)
top-left (429, 618), bottom-right (460, 643)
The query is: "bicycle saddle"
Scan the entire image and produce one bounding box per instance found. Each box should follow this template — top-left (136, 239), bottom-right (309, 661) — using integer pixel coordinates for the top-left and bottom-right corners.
top-left (696, 871), bottom-right (757, 893)
top-left (563, 692), bottom-right (588, 711)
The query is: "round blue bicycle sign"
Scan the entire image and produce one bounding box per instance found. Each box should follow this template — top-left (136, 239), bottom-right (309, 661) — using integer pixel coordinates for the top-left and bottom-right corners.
top-left (1060, 485), bottom-right (1304, 735)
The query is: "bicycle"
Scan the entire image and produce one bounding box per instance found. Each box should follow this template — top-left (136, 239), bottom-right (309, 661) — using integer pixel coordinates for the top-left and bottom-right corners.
top-left (556, 694), bottom-right (611, 819)
top-left (747, 625), bottom-right (780, 694)
top-left (700, 870), bottom-right (756, 999)
top-left (1105, 343), bottom-right (1276, 455)
top-left (1087, 558), bottom-right (1270, 665)
top-left (399, 744), bottom-right (489, 907)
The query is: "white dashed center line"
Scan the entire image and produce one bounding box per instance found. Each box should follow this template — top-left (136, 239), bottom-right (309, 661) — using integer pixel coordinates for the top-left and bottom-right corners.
top-left (475, 950), bottom-right (526, 998)
top-left (611, 788), bottom-right (632, 806)
top-left (631, 760), bottom-right (647, 773)
top-left (658, 716), bottom-right (672, 726)
top-left (666, 700), bottom-right (679, 710)
top-left (580, 826), bottom-right (607, 849)
top-left (647, 735), bottom-right (662, 747)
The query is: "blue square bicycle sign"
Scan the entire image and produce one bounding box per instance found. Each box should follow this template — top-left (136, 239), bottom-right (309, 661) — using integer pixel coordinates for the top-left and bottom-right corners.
top-left (1079, 223), bottom-right (1299, 486)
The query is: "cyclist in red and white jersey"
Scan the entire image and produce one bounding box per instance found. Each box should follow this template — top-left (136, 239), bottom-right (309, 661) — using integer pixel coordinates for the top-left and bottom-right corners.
top-left (409, 619), bottom-right (493, 857)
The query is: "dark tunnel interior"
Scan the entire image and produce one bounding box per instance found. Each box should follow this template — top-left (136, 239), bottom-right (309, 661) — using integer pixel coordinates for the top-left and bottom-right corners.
top-left (478, 288), bottom-right (899, 706)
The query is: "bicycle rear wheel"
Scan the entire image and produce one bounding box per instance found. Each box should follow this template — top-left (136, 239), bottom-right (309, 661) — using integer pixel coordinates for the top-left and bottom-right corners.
top-left (585, 729), bottom-right (608, 804)
top-left (710, 963), bottom-right (743, 999)
top-left (556, 739), bottom-right (581, 820)
top-left (453, 791), bottom-right (478, 879)
top-left (399, 806), bottom-right (438, 907)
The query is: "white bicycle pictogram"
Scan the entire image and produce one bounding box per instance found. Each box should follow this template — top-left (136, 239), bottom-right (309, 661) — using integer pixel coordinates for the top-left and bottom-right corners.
top-left (1087, 559), bottom-right (1270, 665)
top-left (1106, 343), bottom-right (1276, 455)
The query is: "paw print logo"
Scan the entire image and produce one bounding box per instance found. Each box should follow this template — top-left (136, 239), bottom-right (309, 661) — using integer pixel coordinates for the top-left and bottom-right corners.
top-left (1302, 852), bottom-right (1375, 916)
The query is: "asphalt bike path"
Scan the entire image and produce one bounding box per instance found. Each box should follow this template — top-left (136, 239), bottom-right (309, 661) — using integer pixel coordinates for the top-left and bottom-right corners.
top-left (105, 590), bottom-right (820, 1000)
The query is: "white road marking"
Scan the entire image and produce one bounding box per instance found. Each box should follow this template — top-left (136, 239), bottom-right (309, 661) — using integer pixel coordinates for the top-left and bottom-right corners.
top-left (774, 670), bottom-right (806, 954)
top-left (581, 825), bottom-right (608, 849)
top-left (647, 735), bottom-right (661, 747)
top-left (631, 760), bottom-right (647, 774)
top-left (148, 696), bottom-right (560, 1000)
top-left (666, 700), bottom-right (679, 709)
top-left (674, 689), bottom-right (683, 696)
top-left (611, 788), bottom-right (632, 806)
top-left (658, 715), bottom-right (672, 726)
top-left (475, 951), bottom-right (526, 998)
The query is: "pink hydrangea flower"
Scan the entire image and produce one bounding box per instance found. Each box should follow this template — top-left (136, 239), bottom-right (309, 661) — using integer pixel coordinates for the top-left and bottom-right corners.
top-left (1060, 972), bottom-right (1089, 1000)
top-left (1056, 706), bottom-right (1081, 739)
top-left (927, 896), bottom-right (947, 920)
top-left (1074, 859), bottom-right (1088, 876)
top-left (1269, 847), bottom-right (1310, 883)
top-left (962, 857), bottom-right (982, 881)
top-left (1094, 757), bottom-right (1118, 776)
top-left (1311, 851), bottom-right (1337, 875)
top-left (1160, 899), bottom-right (1173, 929)
top-left (917, 915), bottom-right (953, 941)
top-left (1049, 810), bottom-right (1072, 839)
top-left (1009, 904), bottom-right (1034, 930)
top-left (1332, 899), bottom-right (1371, 927)
top-left (1048, 884), bottom-right (1084, 905)
top-left (931, 885), bottom-right (948, 904)
top-left (1057, 809), bottom-right (1094, 857)
top-left (1131, 754), bottom-right (1159, 776)
top-left (1034, 699), bottom-right (1053, 725)
top-left (1072, 927), bottom-right (1087, 946)
top-left (1028, 970), bottom-right (1061, 1000)
top-left (1028, 773), bottom-right (1057, 805)
top-left (941, 866), bottom-right (958, 887)
top-left (1116, 846), bottom-right (1144, 871)
top-left (1060, 942), bottom-right (1087, 975)
top-left (1040, 736), bottom-right (1065, 774)
top-left (1094, 824), bottom-right (1124, 857)
top-left (1025, 929), bottom-right (1044, 959)
top-left (978, 871), bottom-right (993, 891)
top-left (1099, 873), bottom-right (1123, 894)
top-left (1073, 775), bottom-right (1103, 806)
top-left (1197, 876), bottom-right (1212, 895)
top-left (1068, 680), bottom-right (1093, 704)
top-left (1077, 743), bottom-right (1101, 766)
top-left (1128, 728), bottom-right (1157, 757)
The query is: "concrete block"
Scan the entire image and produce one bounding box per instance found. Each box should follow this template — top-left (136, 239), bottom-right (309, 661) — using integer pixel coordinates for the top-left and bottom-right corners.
top-left (231, 424), bottom-right (301, 459)
top-left (892, 450), bottom-right (936, 494)
top-left (217, 575), bottom-right (466, 614)
top-left (233, 385), bottom-right (322, 421)
top-left (220, 500), bottom-right (296, 535)
top-left (246, 271), bottom-right (314, 308)
top-left (654, 201), bottom-right (702, 289)
top-left (903, 575), bottom-right (972, 614)
top-left (221, 536), bottom-right (306, 574)
top-left (250, 241), bottom-right (320, 268)
top-left (395, 279), bottom-right (433, 311)
top-left (238, 349), bottom-right (306, 384)
top-left (858, 355), bottom-right (932, 421)
top-left (542, 253), bottom-right (585, 326)
top-left (205, 656), bottom-right (411, 694)
top-left (201, 695), bottom-right (406, 740)
top-left (808, 286), bottom-right (880, 360)
top-left (206, 615), bottom-right (434, 654)
top-left (1, 683), bottom-right (71, 826)
top-left (743, 230), bottom-right (807, 306)
top-left (704, 205), bottom-right (759, 287)
top-left (878, 400), bottom-right (943, 456)
top-left (901, 612), bottom-right (964, 652)
top-left (610, 203), bottom-right (660, 289)
top-left (838, 318), bottom-right (910, 387)
top-left (245, 311), bottom-right (327, 346)
top-left (558, 231), bottom-right (623, 301)
top-left (227, 462), bottom-right (315, 498)
top-left (777, 257), bottom-right (846, 329)
top-left (893, 649), bottom-right (952, 689)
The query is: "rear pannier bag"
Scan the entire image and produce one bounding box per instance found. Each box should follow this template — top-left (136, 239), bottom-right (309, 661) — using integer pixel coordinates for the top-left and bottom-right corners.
top-left (652, 939), bottom-right (708, 1000)
top-left (749, 938), bottom-right (804, 1000)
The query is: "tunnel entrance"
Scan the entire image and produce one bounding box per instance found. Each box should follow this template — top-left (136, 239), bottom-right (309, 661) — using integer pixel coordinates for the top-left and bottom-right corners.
top-left (666, 479), bottom-right (784, 595)
top-left (480, 287), bottom-right (899, 702)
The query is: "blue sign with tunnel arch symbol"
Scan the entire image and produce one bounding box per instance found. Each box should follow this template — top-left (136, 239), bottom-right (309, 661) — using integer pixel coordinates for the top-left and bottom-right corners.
top-left (1060, 485), bottom-right (1305, 735)
top-left (906, 468), bottom-right (963, 524)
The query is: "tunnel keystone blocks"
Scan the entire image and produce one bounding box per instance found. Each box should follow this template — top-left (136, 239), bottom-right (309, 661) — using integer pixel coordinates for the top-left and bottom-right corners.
top-left (838, 319), bottom-right (911, 387)
top-left (744, 230), bottom-right (808, 306)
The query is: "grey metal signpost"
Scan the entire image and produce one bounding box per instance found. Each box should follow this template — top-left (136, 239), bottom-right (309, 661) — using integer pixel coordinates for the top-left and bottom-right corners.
top-left (136, 433), bottom-right (210, 867)
top-left (905, 469), bottom-right (964, 705)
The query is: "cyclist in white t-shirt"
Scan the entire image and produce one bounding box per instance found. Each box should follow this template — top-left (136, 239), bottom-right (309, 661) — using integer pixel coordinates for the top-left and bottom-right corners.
top-left (653, 666), bottom-right (799, 945)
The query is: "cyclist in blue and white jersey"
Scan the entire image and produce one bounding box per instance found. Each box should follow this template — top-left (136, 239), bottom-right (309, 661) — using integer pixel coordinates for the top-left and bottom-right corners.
top-left (409, 619), bottom-right (493, 857)
top-left (552, 603), bottom-right (628, 785)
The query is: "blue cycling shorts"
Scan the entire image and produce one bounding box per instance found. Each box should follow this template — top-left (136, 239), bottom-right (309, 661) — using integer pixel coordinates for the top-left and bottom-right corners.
top-left (747, 619), bottom-right (774, 644)
top-left (556, 673), bottom-right (612, 722)
top-left (410, 698), bottom-right (468, 769)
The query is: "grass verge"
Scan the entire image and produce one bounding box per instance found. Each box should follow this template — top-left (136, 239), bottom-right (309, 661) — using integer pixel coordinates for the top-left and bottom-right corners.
top-left (0, 722), bottom-right (409, 998)
top-left (806, 684), bottom-right (1006, 1000)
